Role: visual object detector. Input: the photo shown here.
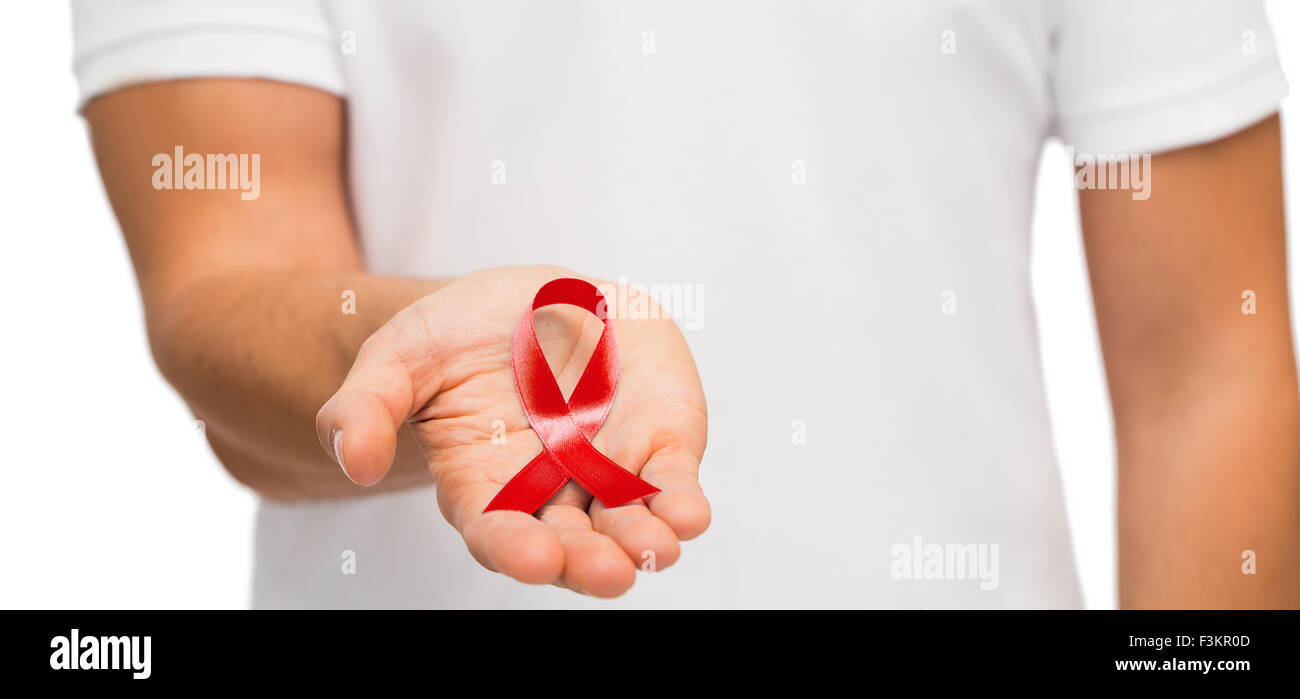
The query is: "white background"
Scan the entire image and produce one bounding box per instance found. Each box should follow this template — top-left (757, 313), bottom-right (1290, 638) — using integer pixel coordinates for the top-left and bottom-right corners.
top-left (1, 2), bottom-right (1297, 609)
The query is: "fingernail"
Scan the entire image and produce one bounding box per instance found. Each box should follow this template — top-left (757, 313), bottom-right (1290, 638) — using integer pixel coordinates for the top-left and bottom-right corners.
top-left (333, 430), bottom-right (356, 484)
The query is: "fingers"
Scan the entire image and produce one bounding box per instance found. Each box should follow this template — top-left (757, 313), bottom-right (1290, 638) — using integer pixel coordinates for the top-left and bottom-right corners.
top-left (445, 479), bottom-right (566, 584)
top-left (468, 513), bottom-right (567, 585)
top-left (639, 447), bottom-right (711, 540)
top-left (317, 385), bottom-right (400, 487)
top-left (451, 465), bottom-right (693, 593)
top-left (446, 478), bottom-right (636, 595)
top-left (537, 503), bottom-right (637, 597)
top-left (589, 500), bottom-right (681, 572)
top-left (316, 321), bottom-right (441, 486)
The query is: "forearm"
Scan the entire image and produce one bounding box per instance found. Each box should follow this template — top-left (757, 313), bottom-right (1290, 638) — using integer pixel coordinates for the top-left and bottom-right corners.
top-left (79, 80), bottom-right (447, 499)
top-left (1117, 366), bottom-right (1300, 608)
top-left (1077, 115), bottom-right (1300, 608)
top-left (148, 268), bottom-right (447, 500)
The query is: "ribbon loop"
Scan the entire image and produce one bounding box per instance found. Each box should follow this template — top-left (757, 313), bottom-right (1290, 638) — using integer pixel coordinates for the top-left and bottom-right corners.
top-left (484, 278), bottom-right (660, 513)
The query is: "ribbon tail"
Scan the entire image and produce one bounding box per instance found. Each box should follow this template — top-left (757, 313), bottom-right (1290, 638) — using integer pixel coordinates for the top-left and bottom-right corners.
top-left (569, 451), bottom-right (661, 508)
top-left (483, 453), bottom-right (570, 513)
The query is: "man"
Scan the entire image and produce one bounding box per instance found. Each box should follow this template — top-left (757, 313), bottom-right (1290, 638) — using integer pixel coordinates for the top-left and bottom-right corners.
top-left (74, 0), bottom-right (1299, 608)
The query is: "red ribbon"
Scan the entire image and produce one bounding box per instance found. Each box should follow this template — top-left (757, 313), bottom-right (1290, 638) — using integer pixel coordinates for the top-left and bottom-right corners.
top-left (484, 278), bottom-right (660, 513)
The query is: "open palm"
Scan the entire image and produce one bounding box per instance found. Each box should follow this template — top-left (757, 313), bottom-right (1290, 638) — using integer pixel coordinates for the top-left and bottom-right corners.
top-left (317, 266), bottom-right (709, 597)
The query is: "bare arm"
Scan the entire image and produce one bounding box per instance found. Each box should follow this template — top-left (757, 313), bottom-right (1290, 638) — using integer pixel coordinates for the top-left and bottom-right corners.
top-left (86, 78), bottom-right (711, 595)
top-left (1079, 114), bottom-right (1300, 608)
top-left (85, 79), bottom-right (441, 500)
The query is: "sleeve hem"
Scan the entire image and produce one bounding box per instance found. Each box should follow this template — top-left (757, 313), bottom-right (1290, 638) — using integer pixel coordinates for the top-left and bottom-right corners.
top-left (1055, 60), bottom-right (1288, 154)
top-left (75, 28), bottom-right (346, 111)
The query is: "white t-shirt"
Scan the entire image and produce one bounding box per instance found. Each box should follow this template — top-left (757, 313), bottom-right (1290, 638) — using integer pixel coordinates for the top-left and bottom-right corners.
top-left (72, 0), bottom-right (1288, 608)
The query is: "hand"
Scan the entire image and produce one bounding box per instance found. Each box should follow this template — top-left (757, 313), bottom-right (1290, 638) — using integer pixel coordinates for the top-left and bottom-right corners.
top-left (316, 266), bottom-right (710, 597)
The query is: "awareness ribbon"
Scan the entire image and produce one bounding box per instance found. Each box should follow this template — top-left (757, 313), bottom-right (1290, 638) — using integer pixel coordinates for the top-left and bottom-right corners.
top-left (484, 278), bottom-right (659, 513)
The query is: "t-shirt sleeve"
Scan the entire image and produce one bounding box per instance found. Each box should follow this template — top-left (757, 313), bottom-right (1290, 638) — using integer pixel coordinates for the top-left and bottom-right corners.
top-left (1050, 0), bottom-right (1288, 154)
top-left (71, 0), bottom-right (345, 110)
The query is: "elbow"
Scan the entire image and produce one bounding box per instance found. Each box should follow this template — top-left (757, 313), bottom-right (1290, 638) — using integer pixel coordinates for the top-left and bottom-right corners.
top-left (140, 276), bottom-right (209, 397)
top-left (137, 282), bottom-right (293, 500)
top-left (204, 432), bottom-right (306, 501)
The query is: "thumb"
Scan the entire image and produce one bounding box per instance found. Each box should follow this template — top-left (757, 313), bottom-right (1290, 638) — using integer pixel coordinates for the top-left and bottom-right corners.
top-left (316, 328), bottom-right (441, 486)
